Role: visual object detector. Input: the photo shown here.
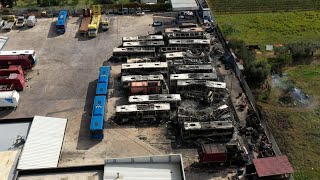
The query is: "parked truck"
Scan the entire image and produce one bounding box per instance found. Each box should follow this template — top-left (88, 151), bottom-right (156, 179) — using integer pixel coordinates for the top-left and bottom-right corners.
top-left (0, 54), bottom-right (36, 69)
top-left (79, 9), bottom-right (91, 35)
top-left (88, 5), bottom-right (101, 37)
top-left (2, 15), bottom-right (16, 31)
top-left (198, 143), bottom-right (246, 165)
top-left (101, 17), bottom-right (109, 31)
top-left (26, 16), bottom-right (37, 27)
top-left (0, 90), bottom-right (20, 108)
top-left (0, 65), bottom-right (25, 91)
top-left (15, 16), bottom-right (26, 28)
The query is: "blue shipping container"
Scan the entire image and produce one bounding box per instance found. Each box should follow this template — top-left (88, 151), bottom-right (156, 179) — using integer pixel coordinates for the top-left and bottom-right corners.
top-left (98, 66), bottom-right (110, 83)
top-left (92, 95), bottom-right (106, 116)
top-left (96, 83), bottom-right (108, 95)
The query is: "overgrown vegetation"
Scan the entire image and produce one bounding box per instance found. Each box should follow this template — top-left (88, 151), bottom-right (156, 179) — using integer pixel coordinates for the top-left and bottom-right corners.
top-left (260, 64), bottom-right (320, 180)
top-left (209, 0), bottom-right (320, 14)
top-left (228, 39), bottom-right (269, 88)
top-left (216, 11), bottom-right (320, 45)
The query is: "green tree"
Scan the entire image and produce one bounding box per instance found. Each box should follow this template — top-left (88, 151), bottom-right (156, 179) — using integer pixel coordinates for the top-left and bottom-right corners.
top-left (1, 0), bottom-right (14, 8)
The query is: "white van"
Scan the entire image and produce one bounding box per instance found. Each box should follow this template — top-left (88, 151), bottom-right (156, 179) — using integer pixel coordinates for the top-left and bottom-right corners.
top-left (26, 16), bottom-right (37, 27)
top-left (0, 90), bottom-right (20, 108)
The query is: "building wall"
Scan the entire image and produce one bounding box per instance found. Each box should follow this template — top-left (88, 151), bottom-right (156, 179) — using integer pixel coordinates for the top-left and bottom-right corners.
top-left (141, 0), bottom-right (157, 3)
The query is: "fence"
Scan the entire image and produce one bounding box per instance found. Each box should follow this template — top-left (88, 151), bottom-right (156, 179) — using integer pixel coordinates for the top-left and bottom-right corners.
top-left (213, 23), bottom-right (282, 156)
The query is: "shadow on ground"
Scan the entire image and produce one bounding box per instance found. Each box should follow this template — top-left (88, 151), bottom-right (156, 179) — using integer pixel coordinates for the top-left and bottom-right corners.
top-left (76, 79), bottom-right (100, 150)
top-left (47, 21), bottom-right (61, 38)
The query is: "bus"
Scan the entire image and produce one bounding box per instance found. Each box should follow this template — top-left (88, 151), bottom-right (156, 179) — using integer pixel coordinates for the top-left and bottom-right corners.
top-left (56, 10), bottom-right (68, 34)
top-left (90, 115), bottom-right (104, 140)
top-left (90, 95), bottom-right (106, 140)
top-left (98, 66), bottom-right (110, 83)
top-left (0, 50), bottom-right (38, 65)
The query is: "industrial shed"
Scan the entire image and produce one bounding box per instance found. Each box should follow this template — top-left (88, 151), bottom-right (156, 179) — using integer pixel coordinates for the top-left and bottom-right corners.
top-left (171, 0), bottom-right (199, 11)
top-left (104, 154), bottom-right (186, 180)
top-left (253, 155), bottom-right (294, 178)
top-left (17, 116), bottom-right (68, 170)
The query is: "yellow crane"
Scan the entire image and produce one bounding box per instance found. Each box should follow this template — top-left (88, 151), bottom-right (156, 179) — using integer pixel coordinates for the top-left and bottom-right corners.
top-left (88, 5), bottom-right (101, 37)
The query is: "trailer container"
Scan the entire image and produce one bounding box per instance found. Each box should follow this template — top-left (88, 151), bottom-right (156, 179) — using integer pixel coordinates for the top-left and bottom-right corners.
top-left (0, 90), bottom-right (20, 108)
top-left (92, 95), bottom-right (106, 116)
top-left (129, 81), bottom-right (161, 95)
top-left (88, 5), bottom-right (101, 37)
top-left (198, 144), bottom-right (228, 164)
top-left (0, 50), bottom-right (38, 66)
top-left (90, 115), bottom-right (104, 140)
top-left (26, 16), bottom-right (36, 27)
top-left (96, 82), bottom-right (108, 95)
top-left (0, 54), bottom-right (36, 69)
top-left (2, 15), bottom-right (16, 31)
top-left (79, 9), bottom-right (91, 34)
top-left (0, 65), bottom-right (25, 91)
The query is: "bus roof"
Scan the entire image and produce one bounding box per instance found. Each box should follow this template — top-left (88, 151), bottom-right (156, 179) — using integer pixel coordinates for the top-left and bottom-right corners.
top-left (57, 10), bottom-right (68, 26)
top-left (0, 50), bottom-right (35, 55)
top-left (98, 66), bottom-right (110, 83)
top-left (122, 62), bottom-right (168, 70)
top-left (170, 73), bottom-right (217, 80)
top-left (92, 95), bottom-right (106, 116)
top-left (129, 94), bottom-right (181, 103)
top-left (116, 103), bottom-right (170, 113)
top-left (96, 83), bottom-right (108, 95)
top-left (90, 115), bottom-right (104, 130)
top-left (121, 74), bottom-right (164, 82)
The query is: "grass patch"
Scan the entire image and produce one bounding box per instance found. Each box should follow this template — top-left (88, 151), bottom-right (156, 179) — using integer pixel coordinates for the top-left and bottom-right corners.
top-left (286, 64), bottom-right (320, 95)
top-left (208, 0), bottom-right (320, 13)
top-left (215, 11), bottom-right (320, 45)
top-left (260, 64), bottom-right (320, 179)
top-left (264, 108), bottom-right (320, 180)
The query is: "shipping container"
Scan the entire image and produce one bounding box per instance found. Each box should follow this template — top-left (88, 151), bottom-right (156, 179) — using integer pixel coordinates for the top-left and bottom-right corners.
top-left (0, 65), bottom-right (25, 91)
top-left (198, 144), bottom-right (228, 164)
top-left (0, 54), bottom-right (37, 69)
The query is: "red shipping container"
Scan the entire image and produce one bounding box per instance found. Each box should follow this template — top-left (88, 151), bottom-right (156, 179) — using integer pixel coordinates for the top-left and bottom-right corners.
top-left (198, 144), bottom-right (228, 164)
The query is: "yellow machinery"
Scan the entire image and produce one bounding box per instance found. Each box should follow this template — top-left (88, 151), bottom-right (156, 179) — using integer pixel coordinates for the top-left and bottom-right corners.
top-left (88, 5), bottom-right (101, 37)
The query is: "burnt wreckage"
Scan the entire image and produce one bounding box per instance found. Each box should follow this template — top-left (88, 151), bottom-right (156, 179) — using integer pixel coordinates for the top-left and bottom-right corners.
top-left (108, 21), bottom-right (291, 178)
top-left (112, 26), bottom-right (235, 143)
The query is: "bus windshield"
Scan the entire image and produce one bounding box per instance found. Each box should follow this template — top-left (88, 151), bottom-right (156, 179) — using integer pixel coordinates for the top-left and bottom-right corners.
top-left (91, 129), bottom-right (102, 135)
top-left (57, 25), bottom-right (65, 29)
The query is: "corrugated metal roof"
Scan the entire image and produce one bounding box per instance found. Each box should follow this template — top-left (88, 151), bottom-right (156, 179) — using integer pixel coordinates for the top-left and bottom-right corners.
top-left (0, 36), bottom-right (9, 50)
top-left (171, 0), bottom-right (199, 11)
top-left (253, 155), bottom-right (294, 177)
top-left (17, 116), bottom-right (67, 170)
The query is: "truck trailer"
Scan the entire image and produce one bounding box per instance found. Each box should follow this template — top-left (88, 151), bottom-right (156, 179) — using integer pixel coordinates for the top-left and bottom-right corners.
top-left (79, 9), bottom-right (91, 35)
top-left (0, 54), bottom-right (36, 69)
top-left (88, 5), bottom-right (101, 37)
top-left (2, 15), bottom-right (16, 31)
top-left (0, 65), bottom-right (25, 91)
top-left (0, 90), bottom-right (20, 108)
top-left (15, 16), bottom-right (26, 28)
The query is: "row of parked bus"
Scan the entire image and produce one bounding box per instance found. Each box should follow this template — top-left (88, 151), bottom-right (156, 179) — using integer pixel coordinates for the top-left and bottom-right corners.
top-left (90, 66), bottom-right (110, 140)
top-left (0, 50), bottom-right (38, 108)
